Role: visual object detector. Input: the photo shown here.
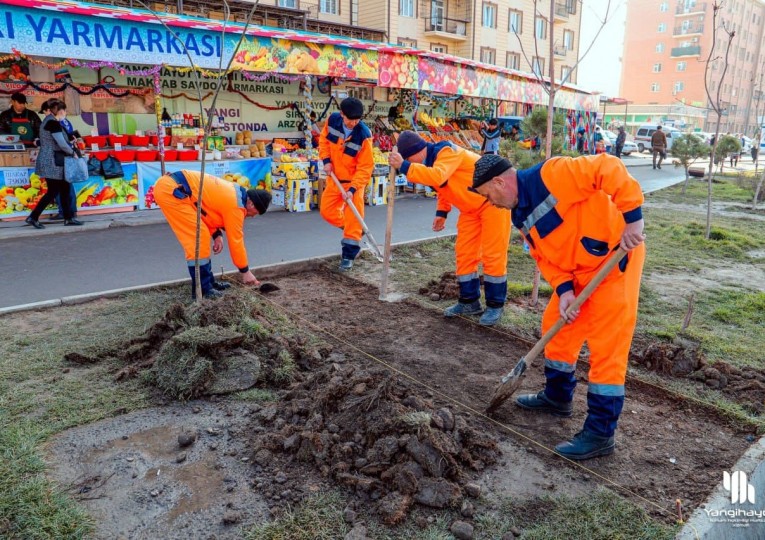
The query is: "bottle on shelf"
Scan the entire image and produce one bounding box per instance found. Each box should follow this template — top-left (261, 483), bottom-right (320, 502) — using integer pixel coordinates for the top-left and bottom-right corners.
top-left (161, 107), bottom-right (172, 127)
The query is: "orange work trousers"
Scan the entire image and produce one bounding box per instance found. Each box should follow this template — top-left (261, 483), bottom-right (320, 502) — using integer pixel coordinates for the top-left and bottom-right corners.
top-left (542, 244), bottom-right (646, 390)
top-left (320, 176), bottom-right (366, 243)
top-left (454, 203), bottom-right (511, 277)
top-left (154, 176), bottom-right (211, 264)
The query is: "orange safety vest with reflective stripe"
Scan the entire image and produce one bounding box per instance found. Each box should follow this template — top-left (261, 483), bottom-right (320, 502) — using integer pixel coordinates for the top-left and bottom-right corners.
top-left (318, 114), bottom-right (374, 192)
top-left (170, 170), bottom-right (250, 271)
top-left (400, 142), bottom-right (487, 215)
top-left (514, 154), bottom-right (644, 296)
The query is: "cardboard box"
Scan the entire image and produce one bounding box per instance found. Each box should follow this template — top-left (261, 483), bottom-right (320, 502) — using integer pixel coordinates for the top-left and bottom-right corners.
top-left (0, 152), bottom-right (29, 167)
top-left (366, 176), bottom-right (388, 206)
top-left (270, 188), bottom-right (285, 208)
top-left (286, 179), bottom-right (311, 212)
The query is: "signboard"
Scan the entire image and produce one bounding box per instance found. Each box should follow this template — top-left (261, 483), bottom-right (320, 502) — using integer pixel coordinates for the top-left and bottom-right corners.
top-left (137, 157), bottom-right (271, 210)
top-left (0, 163), bottom-right (138, 218)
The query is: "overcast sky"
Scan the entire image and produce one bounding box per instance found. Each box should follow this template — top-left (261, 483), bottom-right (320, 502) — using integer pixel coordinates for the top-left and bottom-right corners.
top-left (577, 0), bottom-right (628, 97)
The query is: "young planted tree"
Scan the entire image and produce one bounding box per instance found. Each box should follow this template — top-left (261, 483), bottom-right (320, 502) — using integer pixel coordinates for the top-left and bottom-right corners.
top-left (672, 134), bottom-right (711, 194)
top-left (138, 0), bottom-right (259, 301)
top-left (702, 2), bottom-right (736, 239)
top-left (713, 134), bottom-right (742, 173)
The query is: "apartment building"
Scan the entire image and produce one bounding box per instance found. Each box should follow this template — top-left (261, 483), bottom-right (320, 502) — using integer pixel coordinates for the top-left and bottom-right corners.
top-left (620, 0), bottom-right (765, 135)
top-left (258, 0), bottom-right (582, 83)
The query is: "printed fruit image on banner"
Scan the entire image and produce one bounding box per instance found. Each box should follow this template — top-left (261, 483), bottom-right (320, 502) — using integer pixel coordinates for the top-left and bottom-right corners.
top-left (77, 174), bottom-right (139, 208)
top-left (476, 68), bottom-right (498, 99)
top-left (232, 37), bottom-right (378, 80)
top-left (454, 64), bottom-right (478, 97)
top-left (378, 52), bottom-right (418, 89)
top-left (0, 172), bottom-right (45, 215)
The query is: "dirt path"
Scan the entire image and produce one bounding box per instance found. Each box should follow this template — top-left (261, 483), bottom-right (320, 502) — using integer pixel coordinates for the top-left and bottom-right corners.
top-left (266, 269), bottom-right (751, 520)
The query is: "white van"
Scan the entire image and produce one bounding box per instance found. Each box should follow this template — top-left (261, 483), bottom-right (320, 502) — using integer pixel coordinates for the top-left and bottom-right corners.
top-left (634, 124), bottom-right (682, 153)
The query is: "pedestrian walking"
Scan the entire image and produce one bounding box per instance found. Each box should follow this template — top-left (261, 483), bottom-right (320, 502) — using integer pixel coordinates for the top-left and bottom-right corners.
top-left (651, 125), bottom-right (667, 169)
top-left (480, 119), bottom-right (502, 155)
top-left (614, 126), bottom-right (627, 159)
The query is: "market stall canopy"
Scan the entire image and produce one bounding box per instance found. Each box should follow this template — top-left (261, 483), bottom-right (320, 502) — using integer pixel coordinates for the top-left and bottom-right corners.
top-left (0, 0), bottom-right (600, 110)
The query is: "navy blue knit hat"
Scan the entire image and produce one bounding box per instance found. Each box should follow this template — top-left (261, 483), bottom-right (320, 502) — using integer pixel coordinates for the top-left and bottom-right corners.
top-left (397, 130), bottom-right (428, 159)
top-left (247, 189), bottom-right (271, 215)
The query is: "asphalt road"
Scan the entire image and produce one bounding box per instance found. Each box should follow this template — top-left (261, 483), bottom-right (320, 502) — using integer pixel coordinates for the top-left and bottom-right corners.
top-left (0, 165), bottom-right (686, 309)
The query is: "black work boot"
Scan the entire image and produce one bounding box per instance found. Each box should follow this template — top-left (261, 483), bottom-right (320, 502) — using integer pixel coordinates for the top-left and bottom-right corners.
top-left (554, 430), bottom-right (615, 460)
top-left (212, 280), bottom-right (231, 291)
top-left (515, 391), bottom-right (573, 417)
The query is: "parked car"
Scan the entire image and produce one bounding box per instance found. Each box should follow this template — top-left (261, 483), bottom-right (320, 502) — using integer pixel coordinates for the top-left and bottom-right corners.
top-left (621, 140), bottom-right (638, 156)
top-left (634, 124), bottom-right (683, 153)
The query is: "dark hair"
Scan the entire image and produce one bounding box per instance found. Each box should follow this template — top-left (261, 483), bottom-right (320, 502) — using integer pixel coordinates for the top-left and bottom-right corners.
top-left (10, 92), bottom-right (27, 104)
top-left (309, 111), bottom-right (317, 119)
top-left (47, 99), bottom-right (66, 115)
top-left (488, 118), bottom-right (498, 126)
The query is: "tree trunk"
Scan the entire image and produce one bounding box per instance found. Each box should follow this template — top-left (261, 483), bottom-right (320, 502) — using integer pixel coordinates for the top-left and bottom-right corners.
top-left (706, 112), bottom-right (723, 239)
top-left (753, 168), bottom-right (765, 210)
top-left (681, 168), bottom-right (690, 194)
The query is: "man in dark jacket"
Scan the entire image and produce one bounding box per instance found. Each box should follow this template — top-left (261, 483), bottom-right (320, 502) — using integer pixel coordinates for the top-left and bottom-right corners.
top-left (614, 126), bottom-right (627, 159)
top-left (651, 125), bottom-right (667, 169)
top-left (0, 92), bottom-right (41, 147)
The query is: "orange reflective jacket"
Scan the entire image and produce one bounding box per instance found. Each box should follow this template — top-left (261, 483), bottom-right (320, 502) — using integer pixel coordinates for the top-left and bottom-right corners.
top-left (319, 115), bottom-right (374, 192)
top-left (514, 154), bottom-right (644, 296)
top-left (169, 170), bottom-right (250, 271)
top-left (401, 142), bottom-right (488, 215)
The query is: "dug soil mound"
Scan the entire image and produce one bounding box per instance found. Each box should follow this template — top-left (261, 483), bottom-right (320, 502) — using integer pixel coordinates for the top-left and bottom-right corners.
top-left (63, 294), bottom-right (324, 399)
top-left (634, 339), bottom-right (765, 414)
top-left (249, 362), bottom-right (498, 524)
top-left (418, 271), bottom-right (465, 301)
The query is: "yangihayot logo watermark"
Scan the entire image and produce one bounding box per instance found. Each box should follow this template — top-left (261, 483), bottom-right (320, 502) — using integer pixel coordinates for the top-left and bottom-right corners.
top-left (704, 471), bottom-right (765, 528)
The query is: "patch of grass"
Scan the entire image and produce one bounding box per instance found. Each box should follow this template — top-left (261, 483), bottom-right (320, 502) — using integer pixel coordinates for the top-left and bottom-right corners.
top-left (243, 491), bottom-right (350, 540)
top-left (506, 282), bottom-right (553, 300)
top-left (0, 287), bottom-right (184, 538)
top-left (272, 349), bottom-right (297, 384)
top-left (231, 387), bottom-right (278, 402)
top-left (496, 490), bottom-right (678, 540)
top-left (648, 177), bottom-right (756, 204)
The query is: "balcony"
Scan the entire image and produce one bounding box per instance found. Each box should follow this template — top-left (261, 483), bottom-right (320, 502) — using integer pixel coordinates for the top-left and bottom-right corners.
top-left (554, 1), bottom-right (577, 21)
top-left (671, 45), bottom-right (702, 57)
top-left (554, 46), bottom-right (567, 57)
top-left (675, 2), bottom-right (706, 16)
top-left (673, 24), bottom-right (704, 36)
top-left (423, 17), bottom-right (469, 41)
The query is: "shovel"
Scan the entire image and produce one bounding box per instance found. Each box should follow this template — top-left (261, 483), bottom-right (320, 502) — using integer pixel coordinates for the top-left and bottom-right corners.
top-left (485, 247), bottom-right (628, 415)
top-left (329, 171), bottom-right (385, 262)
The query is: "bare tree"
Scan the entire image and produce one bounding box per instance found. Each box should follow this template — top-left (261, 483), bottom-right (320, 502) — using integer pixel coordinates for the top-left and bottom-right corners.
top-left (512, 0), bottom-right (615, 305)
top-left (702, 2), bottom-right (736, 239)
top-left (138, 0), bottom-right (259, 300)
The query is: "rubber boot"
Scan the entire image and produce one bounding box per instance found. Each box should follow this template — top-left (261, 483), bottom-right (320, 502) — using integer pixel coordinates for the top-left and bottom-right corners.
top-left (480, 276), bottom-right (506, 326)
top-left (554, 430), bottom-right (615, 460)
top-left (189, 261), bottom-right (223, 300)
top-left (340, 240), bottom-right (360, 271)
top-left (515, 390), bottom-right (573, 417)
top-left (445, 275), bottom-right (483, 317)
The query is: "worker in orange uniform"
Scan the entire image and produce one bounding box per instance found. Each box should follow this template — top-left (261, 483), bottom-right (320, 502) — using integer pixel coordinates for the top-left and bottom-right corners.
top-left (470, 154), bottom-right (646, 460)
top-left (319, 97), bottom-right (374, 271)
top-left (388, 131), bottom-right (511, 326)
top-left (154, 170), bottom-right (271, 299)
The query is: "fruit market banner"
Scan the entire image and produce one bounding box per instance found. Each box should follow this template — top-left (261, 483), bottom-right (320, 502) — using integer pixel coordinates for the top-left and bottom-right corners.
top-left (231, 39), bottom-right (378, 80)
top-left (137, 158), bottom-right (271, 210)
top-left (0, 163), bottom-right (138, 218)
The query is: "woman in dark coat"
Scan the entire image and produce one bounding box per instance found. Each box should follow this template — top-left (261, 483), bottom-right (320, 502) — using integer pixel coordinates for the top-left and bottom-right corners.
top-left (25, 99), bottom-right (82, 229)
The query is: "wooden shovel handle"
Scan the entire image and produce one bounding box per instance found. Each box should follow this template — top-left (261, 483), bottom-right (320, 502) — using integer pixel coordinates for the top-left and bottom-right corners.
top-left (523, 247), bottom-right (629, 366)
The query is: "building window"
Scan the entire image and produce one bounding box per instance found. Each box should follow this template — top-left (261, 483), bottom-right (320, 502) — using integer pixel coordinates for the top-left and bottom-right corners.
top-left (431, 44), bottom-right (447, 54)
top-left (399, 0), bottom-right (414, 17)
top-left (653, 63), bottom-right (662, 72)
top-left (659, 1), bottom-right (668, 11)
top-left (656, 42), bottom-right (664, 53)
top-left (674, 81), bottom-right (684, 93)
top-left (278, 0), bottom-right (297, 7)
top-left (532, 56), bottom-right (545, 76)
top-left (651, 82), bottom-right (660, 92)
top-left (480, 47), bottom-right (496, 64)
top-left (482, 3), bottom-right (497, 28)
top-left (677, 61), bottom-right (687, 71)
top-left (657, 23), bottom-right (666, 32)
top-left (319, 0), bottom-right (338, 14)
top-left (509, 9), bottom-right (523, 33)
top-left (397, 38), bottom-right (417, 47)
top-left (563, 30), bottom-right (574, 50)
top-left (561, 66), bottom-right (571, 81)
top-left (535, 16), bottom-right (547, 39)
top-left (506, 52), bottom-right (520, 69)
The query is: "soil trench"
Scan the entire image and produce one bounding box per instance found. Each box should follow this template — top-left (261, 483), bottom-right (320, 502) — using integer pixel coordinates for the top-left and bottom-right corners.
top-left (266, 268), bottom-right (751, 519)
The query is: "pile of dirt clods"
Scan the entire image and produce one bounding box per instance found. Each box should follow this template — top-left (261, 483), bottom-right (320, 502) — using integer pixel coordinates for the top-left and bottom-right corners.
top-left (249, 361), bottom-right (499, 524)
top-left (418, 272), bottom-right (464, 301)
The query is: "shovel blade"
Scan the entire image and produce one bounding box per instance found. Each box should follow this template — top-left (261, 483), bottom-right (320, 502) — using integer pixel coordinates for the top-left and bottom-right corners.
top-left (485, 357), bottom-right (527, 414)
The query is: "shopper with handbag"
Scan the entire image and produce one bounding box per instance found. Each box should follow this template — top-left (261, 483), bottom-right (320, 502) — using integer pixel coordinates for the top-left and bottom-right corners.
top-left (25, 99), bottom-right (82, 229)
